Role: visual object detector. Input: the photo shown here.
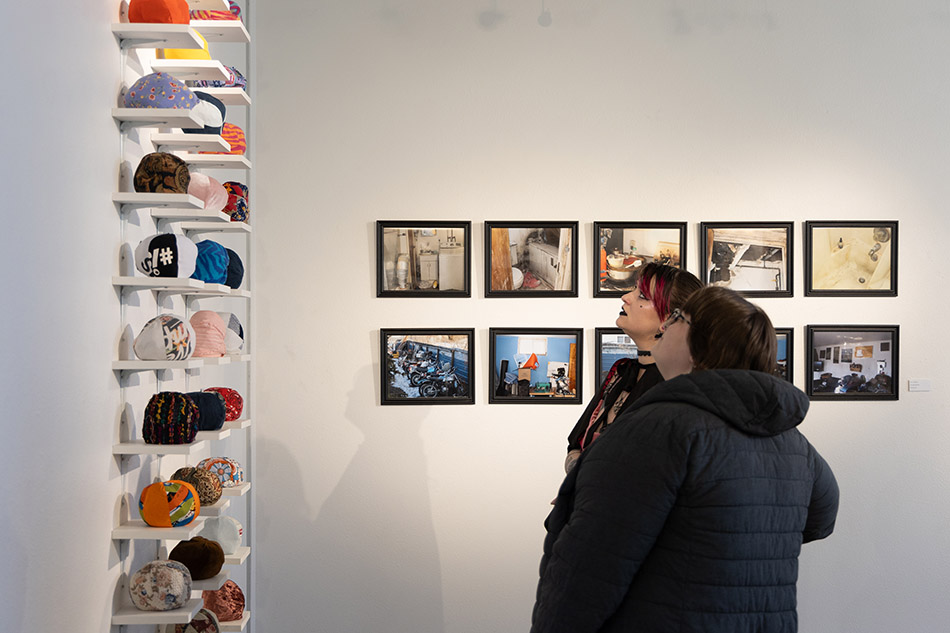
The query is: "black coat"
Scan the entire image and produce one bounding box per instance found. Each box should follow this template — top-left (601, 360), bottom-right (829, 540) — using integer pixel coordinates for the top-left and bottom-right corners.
top-left (532, 370), bottom-right (839, 633)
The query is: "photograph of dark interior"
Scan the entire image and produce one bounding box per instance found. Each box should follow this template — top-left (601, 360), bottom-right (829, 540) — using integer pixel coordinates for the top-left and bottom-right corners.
top-left (490, 329), bottom-right (581, 403)
top-left (807, 327), bottom-right (898, 400)
top-left (378, 223), bottom-right (468, 295)
top-left (487, 223), bottom-right (576, 295)
top-left (596, 328), bottom-right (639, 386)
top-left (381, 330), bottom-right (473, 404)
top-left (774, 328), bottom-right (792, 383)
top-left (806, 223), bottom-right (896, 295)
top-left (702, 224), bottom-right (791, 296)
top-left (595, 223), bottom-right (683, 295)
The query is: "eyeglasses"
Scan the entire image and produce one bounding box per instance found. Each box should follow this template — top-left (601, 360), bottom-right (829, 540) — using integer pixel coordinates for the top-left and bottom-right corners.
top-left (662, 308), bottom-right (691, 330)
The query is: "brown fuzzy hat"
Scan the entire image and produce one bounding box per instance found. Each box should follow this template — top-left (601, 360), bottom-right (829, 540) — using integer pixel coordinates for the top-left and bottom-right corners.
top-left (169, 536), bottom-right (225, 580)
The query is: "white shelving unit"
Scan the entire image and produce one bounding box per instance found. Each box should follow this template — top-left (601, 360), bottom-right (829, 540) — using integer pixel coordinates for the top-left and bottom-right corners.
top-left (112, 24), bottom-right (204, 50)
top-left (112, 108), bottom-right (204, 131)
top-left (152, 132), bottom-right (231, 153)
top-left (191, 20), bottom-right (250, 43)
top-left (224, 547), bottom-right (251, 566)
top-left (220, 611), bottom-right (251, 632)
top-left (112, 598), bottom-right (204, 626)
top-left (188, 0), bottom-right (230, 9)
top-left (151, 59), bottom-right (230, 82)
top-left (113, 518), bottom-right (207, 541)
top-left (197, 87), bottom-right (251, 106)
top-left (178, 154), bottom-right (252, 170)
top-left (221, 482), bottom-right (251, 497)
top-left (113, 192), bottom-right (204, 213)
top-left (192, 571), bottom-right (231, 591)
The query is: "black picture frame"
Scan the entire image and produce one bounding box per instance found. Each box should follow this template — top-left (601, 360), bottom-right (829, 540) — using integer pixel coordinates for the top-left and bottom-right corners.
top-left (488, 327), bottom-right (583, 403)
top-left (380, 328), bottom-right (475, 405)
top-left (805, 325), bottom-right (899, 400)
top-left (592, 222), bottom-right (687, 297)
top-left (594, 327), bottom-right (639, 387)
top-left (376, 221), bottom-right (472, 297)
top-left (803, 221), bottom-right (898, 297)
top-left (700, 222), bottom-right (794, 297)
top-left (485, 221), bottom-right (579, 297)
top-left (774, 327), bottom-right (794, 384)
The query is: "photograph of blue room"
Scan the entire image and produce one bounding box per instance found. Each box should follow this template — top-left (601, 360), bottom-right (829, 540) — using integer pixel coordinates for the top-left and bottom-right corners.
top-left (492, 333), bottom-right (578, 399)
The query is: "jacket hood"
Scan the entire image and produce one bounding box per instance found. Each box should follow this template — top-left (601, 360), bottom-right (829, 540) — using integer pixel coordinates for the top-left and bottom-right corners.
top-left (630, 369), bottom-right (810, 437)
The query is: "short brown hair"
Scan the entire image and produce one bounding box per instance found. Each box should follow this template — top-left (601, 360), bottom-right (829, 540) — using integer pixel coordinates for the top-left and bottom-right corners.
top-left (683, 286), bottom-right (776, 373)
top-left (637, 263), bottom-right (703, 322)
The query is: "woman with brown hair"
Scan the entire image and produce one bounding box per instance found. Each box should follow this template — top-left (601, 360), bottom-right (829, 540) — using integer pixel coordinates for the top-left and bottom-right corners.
top-left (564, 263), bottom-right (702, 473)
top-left (534, 286), bottom-right (839, 633)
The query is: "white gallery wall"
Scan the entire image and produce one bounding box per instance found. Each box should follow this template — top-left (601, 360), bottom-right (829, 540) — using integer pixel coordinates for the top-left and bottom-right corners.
top-left (255, 2), bottom-right (950, 632)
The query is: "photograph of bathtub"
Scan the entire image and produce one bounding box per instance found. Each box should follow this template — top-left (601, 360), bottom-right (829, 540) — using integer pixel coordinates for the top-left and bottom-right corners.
top-left (805, 325), bottom-right (899, 400)
top-left (804, 221), bottom-right (898, 296)
top-left (700, 222), bottom-right (793, 297)
top-left (485, 221), bottom-right (578, 297)
top-left (488, 328), bottom-right (582, 403)
top-left (593, 222), bottom-right (687, 297)
top-left (376, 221), bottom-right (471, 297)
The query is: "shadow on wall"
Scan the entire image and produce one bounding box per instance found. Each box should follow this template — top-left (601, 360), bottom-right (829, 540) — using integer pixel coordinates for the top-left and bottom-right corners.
top-left (258, 364), bottom-right (444, 632)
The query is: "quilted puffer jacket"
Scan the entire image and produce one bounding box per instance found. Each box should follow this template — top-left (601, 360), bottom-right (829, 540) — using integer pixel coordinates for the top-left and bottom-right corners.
top-left (532, 369), bottom-right (839, 633)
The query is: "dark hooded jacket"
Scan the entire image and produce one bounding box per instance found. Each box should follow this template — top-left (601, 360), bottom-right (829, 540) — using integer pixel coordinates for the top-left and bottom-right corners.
top-left (532, 370), bottom-right (839, 633)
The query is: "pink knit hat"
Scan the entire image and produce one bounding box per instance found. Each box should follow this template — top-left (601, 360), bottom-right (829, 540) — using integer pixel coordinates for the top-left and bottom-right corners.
top-left (189, 311), bottom-right (226, 357)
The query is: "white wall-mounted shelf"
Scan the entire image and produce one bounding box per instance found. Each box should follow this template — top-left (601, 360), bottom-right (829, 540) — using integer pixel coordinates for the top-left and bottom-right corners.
top-left (201, 496), bottom-right (231, 516)
top-left (180, 284), bottom-right (250, 297)
top-left (180, 221), bottom-right (252, 234)
top-left (113, 359), bottom-right (208, 372)
top-left (112, 598), bottom-right (203, 626)
top-left (225, 419), bottom-right (251, 432)
top-left (113, 192), bottom-right (204, 214)
top-left (151, 207), bottom-right (230, 222)
top-left (188, 0), bottom-right (230, 9)
top-left (113, 277), bottom-right (205, 293)
top-left (219, 610), bottom-right (251, 632)
top-left (224, 547), bottom-right (250, 566)
top-left (152, 132), bottom-right (231, 153)
top-left (192, 571), bottom-right (230, 591)
top-left (151, 59), bottom-right (229, 82)
top-left (113, 438), bottom-right (209, 456)
top-left (179, 154), bottom-right (252, 170)
top-left (112, 517), bottom-right (206, 541)
top-left (112, 108), bottom-right (203, 131)
top-left (221, 482), bottom-right (251, 497)
top-left (195, 87), bottom-right (250, 107)
top-left (191, 20), bottom-right (250, 43)
top-left (112, 24), bottom-right (203, 50)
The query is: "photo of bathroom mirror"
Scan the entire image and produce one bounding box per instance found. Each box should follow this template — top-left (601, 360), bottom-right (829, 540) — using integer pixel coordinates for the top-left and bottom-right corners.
top-left (380, 328), bottom-right (475, 405)
top-left (804, 221), bottom-right (898, 296)
top-left (376, 221), bottom-right (471, 297)
top-left (594, 328), bottom-right (640, 386)
top-left (484, 221), bottom-right (578, 297)
top-left (805, 325), bottom-right (899, 400)
top-left (774, 328), bottom-right (793, 384)
top-left (700, 222), bottom-right (793, 297)
top-left (593, 222), bottom-right (687, 297)
top-left (489, 328), bottom-right (582, 403)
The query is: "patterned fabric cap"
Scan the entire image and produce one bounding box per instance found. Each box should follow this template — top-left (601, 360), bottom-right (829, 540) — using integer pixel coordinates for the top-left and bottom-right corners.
top-left (199, 516), bottom-right (243, 555)
top-left (185, 390), bottom-right (227, 430)
top-left (190, 310), bottom-right (227, 358)
top-left (191, 240), bottom-right (230, 284)
top-left (222, 181), bottom-right (249, 222)
top-left (200, 123), bottom-right (245, 155)
top-left (139, 480), bottom-right (200, 527)
top-left (134, 233), bottom-right (198, 278)
top-left (129, 560), bottom-right (192, 611)
top-left (202, 580), bottom-right (245, 622)
top-left (124, 72), bottom-right (197, 109)
top-left (158, 31), bottom-right (211, 60)
top-left (134, 152), bottom-right (191, 193)
top-left (214, 313), bottom-right (244, 355)
top-left (142, 392), bottom-right (199, 445)
top-left (197, 457), bottom-right (244, 488)
top-left (203, 386), bottom-right (243, 421)
top-left (134, 314), bottom-right (196, 361)
top-left (190, 0), bottom-right (241, 20)
top-left (176, 608), bottom-right (221, 633)
top-left (187, 173), bottom-right (229, 214)
top-left (169, 536), bottom-right (225, 581)
top-left (188, 66), bottom-right (246, 90)
top-left (171, 466), bottom-right (222, 506)
top-left (129, 0), bottom-right (189, 24)
top-left (182, 91), bottom-right (226, 135)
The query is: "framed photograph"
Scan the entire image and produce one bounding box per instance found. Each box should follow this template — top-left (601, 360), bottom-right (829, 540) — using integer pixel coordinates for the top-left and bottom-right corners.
top-left (805, 325), bottom-right (899, 400)
top-left (489, 328), bottom-right (582, 403)
top-left (774, 327), bottom-right (793, 383)
top-left (700, 222), bottom-right (793, 297)
top-left (376, 221), bottom-right (471, 297)
top-left (485, 221), bottom-right (578, 297)
top-left (833, 346), bottom-right (840, 364)
top-left (804, 221), bottom-right (898, 296)
top-left (380, 328), bottom-right (474, 405)
top-left (592, 222), bottom-right (687, 297)
top-left (594, 327), bottom-right (639, 387)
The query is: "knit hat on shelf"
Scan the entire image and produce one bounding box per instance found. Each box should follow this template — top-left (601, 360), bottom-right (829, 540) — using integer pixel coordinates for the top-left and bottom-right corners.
top-left (202, 580), bottom-right (245, 622)
top-left (199, 516), bottom-right (243, 555)
top-left (222, 181), bottom-right (248, 222)
top-left (139, 480), bottom-right (200, 527)
top-left (191, 240), bottom-right (230, 284)
top-left (133, 314), bottom-right (196, 361)
top-left (197, 456), bottom-right (244, 488)
top-left (214, 313), bottom-right (244, 354)
top-left (184, 389), bottom-right (227, 430)
top-left (187, 173), bottom-right (229, 214)
top-left (129, 560), bottom-right (192, 611)
top-left (128, 0), bottom-right (189, 24)
top-left (142, 391), bottom-right (199, 445)
top-left (169, 536), bottom-right (225, 580)
top-left (124, 73), bottom-right (197, 109)
top-left (134, 233), bottom-right (198, 278)
top-left (223, 248), bottom-right (244, 289)
top-left (190, 310), bottom-right (227, 358)
top-left (182, 91), bottom-right (226, 135)
top-left (133, 152), bottom-right (191, 194)
top-left (171, 466), bottom-right (222, 506)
